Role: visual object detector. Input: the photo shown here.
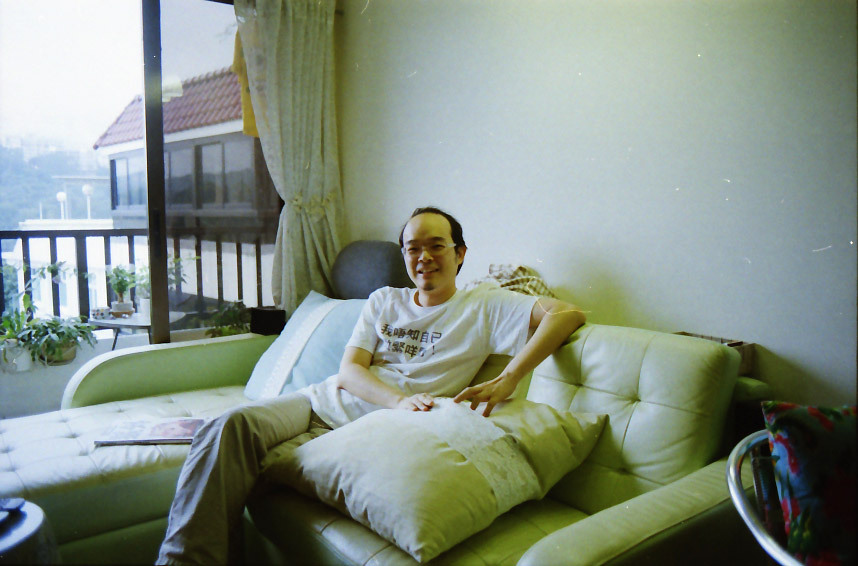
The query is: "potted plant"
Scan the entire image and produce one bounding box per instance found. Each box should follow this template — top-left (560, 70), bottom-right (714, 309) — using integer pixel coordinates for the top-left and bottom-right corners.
top-left (17, 315), bottom-right (96, 365)
top-left (0, 297), bottom-right (33, 373)
top-left (205, 301), bottom-right (250, 337)
top-left (107, 265), bottom-right (136, 316)
top-left (167, 255), bottom-right (198, 308)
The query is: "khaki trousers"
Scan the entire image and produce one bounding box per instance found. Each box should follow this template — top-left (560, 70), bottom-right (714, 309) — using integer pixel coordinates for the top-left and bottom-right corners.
top-left (156, 392), bottom-right (312, 565)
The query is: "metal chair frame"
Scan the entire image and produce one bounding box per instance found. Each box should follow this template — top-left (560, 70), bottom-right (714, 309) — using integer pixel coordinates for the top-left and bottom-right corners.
top-left (726, 430), bottom-right (802, 566)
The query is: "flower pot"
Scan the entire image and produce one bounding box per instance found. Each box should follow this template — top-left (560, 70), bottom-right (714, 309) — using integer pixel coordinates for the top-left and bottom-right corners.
top-left (111, 301), bottom-right (134, 317)
top-left (1, 340), bottom-right (32, 373)
top-left (41, 344), bottom-right (77, 365)
top-left (136, 298), bottom-right (151, 317)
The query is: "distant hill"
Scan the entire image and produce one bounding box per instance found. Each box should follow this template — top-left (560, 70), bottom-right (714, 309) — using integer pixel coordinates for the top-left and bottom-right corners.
top-left (0, 145), bottom-right (110, 230)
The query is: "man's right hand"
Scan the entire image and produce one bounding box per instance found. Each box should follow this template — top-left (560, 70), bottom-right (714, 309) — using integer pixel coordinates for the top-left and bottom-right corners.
top-left (395, 393), bottom-right (435, 412)
top-left (338, 347), bottom-right (434, 411)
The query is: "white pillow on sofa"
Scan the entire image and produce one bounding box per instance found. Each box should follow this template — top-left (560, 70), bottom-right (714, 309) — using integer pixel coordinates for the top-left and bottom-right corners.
top-left (244, 291), bottom-right (366, 400)
top-left (262, 398), bottom-right (606, 563)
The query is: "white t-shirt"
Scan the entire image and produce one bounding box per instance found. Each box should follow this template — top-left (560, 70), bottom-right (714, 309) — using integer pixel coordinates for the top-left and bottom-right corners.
top-left (302, 284), bottom-right (538, 428)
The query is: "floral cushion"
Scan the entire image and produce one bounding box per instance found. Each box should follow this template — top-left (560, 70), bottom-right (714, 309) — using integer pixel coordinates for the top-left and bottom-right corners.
top-left (762, 401), bottom-right (857, 566)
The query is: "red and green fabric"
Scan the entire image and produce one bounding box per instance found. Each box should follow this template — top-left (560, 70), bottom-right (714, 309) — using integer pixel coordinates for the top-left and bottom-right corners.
top-left (762, 401), bottom-right (856, 566)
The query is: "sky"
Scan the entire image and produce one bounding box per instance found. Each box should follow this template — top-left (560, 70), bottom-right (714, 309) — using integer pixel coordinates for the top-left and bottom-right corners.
top-left (0, 0), bottom-right (236, 152)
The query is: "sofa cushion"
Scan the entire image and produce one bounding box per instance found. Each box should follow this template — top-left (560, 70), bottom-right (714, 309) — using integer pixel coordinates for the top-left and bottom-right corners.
top-left (0, 386), bottom-right (247, 545)
top-left (527, 324), bottom-right (740, 514)
top-left (244, 291), bottom-right (367, 400)
top-left (248, 486), bottom-right (589, 565)
top-left (762, 401), bottom-right (857, 566)
top-left (262, 398), bottom-right (605, 563)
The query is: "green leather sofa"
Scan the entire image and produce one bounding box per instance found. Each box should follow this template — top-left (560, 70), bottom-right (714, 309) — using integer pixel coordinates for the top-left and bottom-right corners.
top-left (1, 323), bottom-right (767, 564)
top-left (244, 323), bottom-right (769, 565)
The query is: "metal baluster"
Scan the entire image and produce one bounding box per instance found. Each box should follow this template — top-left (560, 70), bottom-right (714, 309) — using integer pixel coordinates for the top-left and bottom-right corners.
top-left (215, 236), bottom-right (223, 307)
top-left (75, 235), bottom-right (90, 318)
top-left (21, 236), bottom-right (32, 312)
top-left (49, 236), bottom-right (60, 317)
top-left (195, 235), bottom-right (203, 315)
top-left (236, 240), bottom-right (244, 304)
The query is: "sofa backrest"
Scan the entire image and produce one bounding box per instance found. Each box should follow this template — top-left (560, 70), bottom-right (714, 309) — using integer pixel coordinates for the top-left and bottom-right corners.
top-left (331, 240), bottom-right (413, 299)
top-left (527, 323), bottom-right (739, 514)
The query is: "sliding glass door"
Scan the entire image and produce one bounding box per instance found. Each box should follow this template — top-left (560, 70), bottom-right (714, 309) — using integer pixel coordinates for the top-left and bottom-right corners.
top-left (140, 0), bottom-right (279, 342)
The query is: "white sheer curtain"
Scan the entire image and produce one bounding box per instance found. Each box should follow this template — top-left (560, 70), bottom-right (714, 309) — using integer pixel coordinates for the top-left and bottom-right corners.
top-left (235, 0), bottom-right (343, 311)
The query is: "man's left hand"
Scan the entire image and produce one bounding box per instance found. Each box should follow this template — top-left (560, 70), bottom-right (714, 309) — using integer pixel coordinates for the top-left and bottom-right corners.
top-left (453, 374), bottom-right (517, 417)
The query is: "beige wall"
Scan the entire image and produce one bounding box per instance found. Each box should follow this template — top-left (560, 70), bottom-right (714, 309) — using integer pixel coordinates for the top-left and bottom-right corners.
top-left (334, 0), bottom-right (857, 405)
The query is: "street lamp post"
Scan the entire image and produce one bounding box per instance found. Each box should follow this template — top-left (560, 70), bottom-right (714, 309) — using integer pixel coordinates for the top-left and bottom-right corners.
top-left (56, 191), bottom-right (67, 220)
top-left (82, 184), bottom-right (93, 219)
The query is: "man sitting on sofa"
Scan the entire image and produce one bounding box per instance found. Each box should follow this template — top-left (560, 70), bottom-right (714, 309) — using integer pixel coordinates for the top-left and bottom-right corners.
top-left (157, 206), bottom-right (586, 565)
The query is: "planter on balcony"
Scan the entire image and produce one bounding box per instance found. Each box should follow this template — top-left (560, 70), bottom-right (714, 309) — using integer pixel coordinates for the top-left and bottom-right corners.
top-left (136, 298), bottom-right (151, 317)
top-left (1, 340), bottom-right (33, 373)
top-left (15, 316), bottom-right (96, 368)
top-left (40, 344), bottom-right (79, 365)
top-left (111, 301), bottom-right (135, 317)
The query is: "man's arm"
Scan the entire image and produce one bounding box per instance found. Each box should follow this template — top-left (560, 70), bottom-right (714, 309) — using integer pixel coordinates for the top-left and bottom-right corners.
top-left (454, 297), bottom-right (586, 416)
top-left (336, 346), bottom-right (435, 411)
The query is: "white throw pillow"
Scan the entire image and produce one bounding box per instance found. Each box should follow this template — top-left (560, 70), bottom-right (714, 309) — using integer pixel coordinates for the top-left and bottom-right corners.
top-left (244, 291), bottom-right (366, 400)
top-left (262, 398), bottom-right (606, 563)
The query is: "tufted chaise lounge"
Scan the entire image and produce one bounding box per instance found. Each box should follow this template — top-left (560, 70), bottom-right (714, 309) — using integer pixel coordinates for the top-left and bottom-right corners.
top-left (0, 334), bottom-right (275, 563)
top-left (0, 240), bottom-right (413, 563)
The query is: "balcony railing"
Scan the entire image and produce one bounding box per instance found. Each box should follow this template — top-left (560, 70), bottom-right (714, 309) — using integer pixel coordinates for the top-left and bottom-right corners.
top-left (0, 227), bottom-right (272, 319)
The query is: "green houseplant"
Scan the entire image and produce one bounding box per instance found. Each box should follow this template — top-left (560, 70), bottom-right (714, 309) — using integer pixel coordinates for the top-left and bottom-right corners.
top-left (17, 315), bottom-right (96, 365)
top-left (107, 265), bottom-right (136, 314)
top-left (205, 301), bottom-right (250, 337)
top-left (167, 255), bottom-right (199, 308)
top-left (0, 296), bottom-right (34, 372)
top-left (1, 267), bottom-right (96, 369)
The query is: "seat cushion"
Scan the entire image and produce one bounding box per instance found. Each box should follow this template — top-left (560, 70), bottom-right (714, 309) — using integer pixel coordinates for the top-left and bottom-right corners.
top-left (0, 386), bottom-right (248, 545)
top-left (248, 485), bottom-right (589, 566)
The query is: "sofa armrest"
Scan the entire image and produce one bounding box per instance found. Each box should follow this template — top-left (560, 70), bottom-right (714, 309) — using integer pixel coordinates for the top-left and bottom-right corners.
top-left (61, 333), bottom-right (277, 409)
top-left (732, 376), bottom-right (772, 403)
top-left (518, 458), bottom-right (768, 566)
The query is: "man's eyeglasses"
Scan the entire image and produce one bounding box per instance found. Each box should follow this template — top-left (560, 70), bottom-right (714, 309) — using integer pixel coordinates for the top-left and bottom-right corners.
top-left (402, 242), bottom-right (456, 259)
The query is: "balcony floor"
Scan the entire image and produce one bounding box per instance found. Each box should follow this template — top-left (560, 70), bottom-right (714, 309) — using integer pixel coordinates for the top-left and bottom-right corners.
top-left (0, 329), bottom-right (209, 420)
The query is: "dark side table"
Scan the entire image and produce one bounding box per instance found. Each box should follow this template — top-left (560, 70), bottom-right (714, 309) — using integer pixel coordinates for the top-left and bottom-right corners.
top-left (0, 501), bottom-right (58, 564)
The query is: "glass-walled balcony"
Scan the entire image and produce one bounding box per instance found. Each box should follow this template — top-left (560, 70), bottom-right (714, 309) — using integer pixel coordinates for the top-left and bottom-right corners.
top-left (0, 226), bottom-right (275, 325)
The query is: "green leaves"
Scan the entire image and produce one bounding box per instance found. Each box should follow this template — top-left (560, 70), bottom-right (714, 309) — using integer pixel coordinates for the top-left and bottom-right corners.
top-left (14, 315), bottom-right (95, 364)
top-left (205, 301), bottom-right (250, 337)
top-left (106, 265), bottom-right (136, 301)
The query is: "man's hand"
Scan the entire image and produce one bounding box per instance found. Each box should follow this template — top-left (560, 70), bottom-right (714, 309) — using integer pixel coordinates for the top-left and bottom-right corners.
top-left (454, 297), bottom-right (585, 418)
top-left (395, 393), bottom-right (435, 411)
top-left (453, 374), bottom-right (517, 417)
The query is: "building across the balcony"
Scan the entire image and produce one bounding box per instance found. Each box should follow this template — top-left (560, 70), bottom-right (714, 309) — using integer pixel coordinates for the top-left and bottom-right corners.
top-left (93, 66), bottom-right (280, 239)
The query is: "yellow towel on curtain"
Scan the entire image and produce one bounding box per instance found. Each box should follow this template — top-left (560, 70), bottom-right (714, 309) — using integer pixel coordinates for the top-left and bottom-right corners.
top-left (232, 31), bottom-right (259, 138)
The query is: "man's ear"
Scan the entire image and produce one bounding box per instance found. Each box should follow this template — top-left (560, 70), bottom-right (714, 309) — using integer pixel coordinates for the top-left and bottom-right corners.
top-left (456, 246), bottom-right (467, 267)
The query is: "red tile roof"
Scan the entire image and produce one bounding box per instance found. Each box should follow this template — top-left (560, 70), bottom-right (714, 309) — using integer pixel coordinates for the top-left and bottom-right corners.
top-left (94, 67), bottom-right (242, 149)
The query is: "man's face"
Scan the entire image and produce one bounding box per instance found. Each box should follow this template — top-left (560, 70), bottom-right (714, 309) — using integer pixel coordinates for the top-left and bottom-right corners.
top-left (401, 213), bottom-right (465, 300)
